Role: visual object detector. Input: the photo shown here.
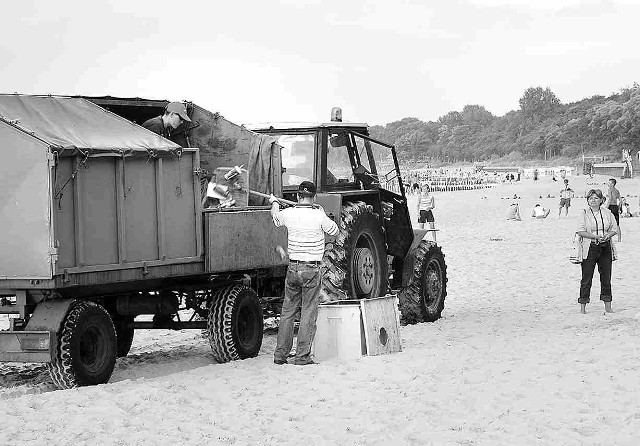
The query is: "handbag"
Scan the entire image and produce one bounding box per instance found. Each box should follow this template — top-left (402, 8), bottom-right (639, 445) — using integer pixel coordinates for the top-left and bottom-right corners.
top-left (569, 233), bottom-right (584, 264)
top-left (569, 210), bottom-right (587, 264)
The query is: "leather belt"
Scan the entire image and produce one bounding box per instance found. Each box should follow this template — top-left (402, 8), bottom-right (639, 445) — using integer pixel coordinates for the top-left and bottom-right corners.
top-left (289, 259), bottom-right (321, 265)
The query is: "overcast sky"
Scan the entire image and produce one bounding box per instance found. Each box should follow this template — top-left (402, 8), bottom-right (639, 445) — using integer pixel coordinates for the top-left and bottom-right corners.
top-left (1, 0), bottom-right (637, 125)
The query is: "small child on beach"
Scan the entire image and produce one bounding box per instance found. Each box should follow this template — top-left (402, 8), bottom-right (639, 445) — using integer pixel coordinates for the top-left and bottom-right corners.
top-left (620, 197), bottom-right (632, 218)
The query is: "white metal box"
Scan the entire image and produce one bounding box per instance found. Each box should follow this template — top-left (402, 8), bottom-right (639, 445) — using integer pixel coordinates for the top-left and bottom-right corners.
top-left (313, 295), bottom-right (402, 361)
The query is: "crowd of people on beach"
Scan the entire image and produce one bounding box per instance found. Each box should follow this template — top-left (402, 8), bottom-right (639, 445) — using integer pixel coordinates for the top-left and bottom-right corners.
top-left (503, 175), bottom-right (637, 314)
top-left (411, 169), bottom-right (635, 316)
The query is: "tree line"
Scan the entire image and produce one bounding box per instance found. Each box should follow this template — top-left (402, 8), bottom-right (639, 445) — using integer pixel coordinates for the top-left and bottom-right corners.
top-left (369, 84), bottom-right (640, 165)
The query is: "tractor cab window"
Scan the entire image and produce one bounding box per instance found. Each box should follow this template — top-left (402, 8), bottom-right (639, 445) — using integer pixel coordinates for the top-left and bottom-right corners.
top-left (276, 133), bottom-right (316, 186)
top-left (326, 132), bottom-right (355, 185)
top-left (352, 134), bottom-right (400, 191)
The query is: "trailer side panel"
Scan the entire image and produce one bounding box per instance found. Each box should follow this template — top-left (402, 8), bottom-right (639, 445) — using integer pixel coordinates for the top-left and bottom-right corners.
top-left (0, 123), bottom-right (52, 279)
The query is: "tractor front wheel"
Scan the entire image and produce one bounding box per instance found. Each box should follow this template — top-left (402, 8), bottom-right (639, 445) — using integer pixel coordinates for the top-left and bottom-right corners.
top-left (398, 241), bottom-right (448, 324)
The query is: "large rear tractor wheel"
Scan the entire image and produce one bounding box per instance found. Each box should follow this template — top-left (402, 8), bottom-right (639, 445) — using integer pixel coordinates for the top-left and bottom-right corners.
top-left (398, 241), bottom-right (448, 324)
top-left (48, 301), bottom-right (117, 389)
top-left (207, 285), bottom-right (263, 363)
top-left (321, 201), bottom-right (388, 302)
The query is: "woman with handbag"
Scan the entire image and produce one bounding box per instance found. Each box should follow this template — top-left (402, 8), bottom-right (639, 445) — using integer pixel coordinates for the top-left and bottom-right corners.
top-left (576, 189), bottom-right (618, 314)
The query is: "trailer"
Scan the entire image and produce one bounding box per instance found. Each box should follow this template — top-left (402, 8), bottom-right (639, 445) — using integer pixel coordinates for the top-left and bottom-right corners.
top-left (0, 94), bottom-right (285, 388)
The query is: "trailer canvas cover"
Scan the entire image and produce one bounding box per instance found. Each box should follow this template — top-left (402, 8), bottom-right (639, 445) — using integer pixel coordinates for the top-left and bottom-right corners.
top-left (0, 95), bottom-right (181, 279)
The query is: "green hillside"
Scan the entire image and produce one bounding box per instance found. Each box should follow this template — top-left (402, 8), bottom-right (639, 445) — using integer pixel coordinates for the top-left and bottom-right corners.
top-left (370, 84), bottom-right (640, 168)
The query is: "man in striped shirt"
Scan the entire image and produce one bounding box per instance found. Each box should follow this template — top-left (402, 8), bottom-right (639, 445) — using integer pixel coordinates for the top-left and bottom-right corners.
top-left (270, 181), bottom-right (338, 365)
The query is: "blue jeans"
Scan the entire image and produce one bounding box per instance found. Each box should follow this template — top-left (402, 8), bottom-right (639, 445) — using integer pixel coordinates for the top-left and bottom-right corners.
top-left (579, 242), bottom-right (612, 304)
top-left (274, 263), bottom-right (321, 363)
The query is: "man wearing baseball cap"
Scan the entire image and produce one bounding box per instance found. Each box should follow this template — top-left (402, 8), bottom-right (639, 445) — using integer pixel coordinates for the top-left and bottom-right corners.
top-left (141, 101), bottom-right (191, 141)
top-left (270, 181), bottom-right (338, 365)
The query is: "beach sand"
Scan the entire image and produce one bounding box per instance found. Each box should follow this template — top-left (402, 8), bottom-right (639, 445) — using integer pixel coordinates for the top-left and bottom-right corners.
top-left (1, 174), bottom-right (639, 445)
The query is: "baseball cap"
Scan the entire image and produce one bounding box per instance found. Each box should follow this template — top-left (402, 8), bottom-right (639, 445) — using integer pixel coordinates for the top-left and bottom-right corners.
top-left (298, 181), bottom-right (317, 196)
top-left (166, 102), bottom-right (192, 122)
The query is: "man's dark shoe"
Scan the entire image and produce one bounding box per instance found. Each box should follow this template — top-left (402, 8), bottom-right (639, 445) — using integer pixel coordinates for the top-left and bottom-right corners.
top-left (274, 358), bottom-right (288, 365)
top-left (293, 359), bottom-right (317, 366)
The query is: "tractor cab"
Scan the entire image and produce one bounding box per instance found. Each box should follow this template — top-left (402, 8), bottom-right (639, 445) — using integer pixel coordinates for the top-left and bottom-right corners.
top-left (247, 108), bottom-right (406, 202)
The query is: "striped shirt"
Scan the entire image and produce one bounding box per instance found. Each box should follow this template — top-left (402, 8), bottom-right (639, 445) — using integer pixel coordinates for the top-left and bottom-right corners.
top-left (273, 205), bottom-right (339, 261)
top-left (418, 191), bottom-right (434, 211)
top-left (559, 188), bottom-right (574, 199)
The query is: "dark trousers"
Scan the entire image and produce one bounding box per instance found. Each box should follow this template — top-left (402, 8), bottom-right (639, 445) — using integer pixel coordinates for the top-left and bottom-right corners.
top-left (274, 263), bottom-right (321, 362)
top-left (579, 242), bottom-right (612, 304)
top-left (608, 205), bottom-right (620, 226)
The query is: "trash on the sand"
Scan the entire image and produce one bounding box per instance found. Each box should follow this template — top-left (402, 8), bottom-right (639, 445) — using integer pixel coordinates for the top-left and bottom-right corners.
top-left (489, 237), bottom-right (504, 241)
top-left (264, 317), bottom-right (279, 330)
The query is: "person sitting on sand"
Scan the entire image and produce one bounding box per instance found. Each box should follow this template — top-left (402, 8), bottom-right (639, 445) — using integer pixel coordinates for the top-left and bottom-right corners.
top-left (532, 204), bottom-right (550, 219)
top-left (620, 197), bottom-right (632, 218)
top-left (506, 203), bottom-right (521, 221)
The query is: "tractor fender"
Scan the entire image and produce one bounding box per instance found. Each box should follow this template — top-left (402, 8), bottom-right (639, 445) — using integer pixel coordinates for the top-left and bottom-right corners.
top-left (25, 298), bottom-right (76, 332)
top-left (401, 229), bottom-right (429, 287)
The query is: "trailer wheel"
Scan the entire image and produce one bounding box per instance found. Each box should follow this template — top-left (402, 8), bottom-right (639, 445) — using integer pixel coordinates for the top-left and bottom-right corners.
top-left (321, 201), bottom-right (388, 302)
top-left (398, 241), bottom-right (448, 324)
top-left (113, 315), bottom-right (135, 358)
top-left (207, 285), bottom-right (263, 362)
top-left (48, 301), bottom-right (117, 389)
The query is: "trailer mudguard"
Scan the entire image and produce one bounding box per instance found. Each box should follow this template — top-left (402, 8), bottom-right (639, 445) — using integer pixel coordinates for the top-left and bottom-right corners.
top-left (24, 298), bottom-right (76, 332)
top-left (0, 299), bottom-right (75, 363)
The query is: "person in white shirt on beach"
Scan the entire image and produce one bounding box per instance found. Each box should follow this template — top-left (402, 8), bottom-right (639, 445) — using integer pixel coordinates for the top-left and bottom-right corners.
top-left (270, 181), bottom-right (338, 366)
top-left (417, 183), bottom-right (436, 241)
top-left (532, 204), bottom-right (550, 219)
top-left (558, 179), bottom-right (574, 217)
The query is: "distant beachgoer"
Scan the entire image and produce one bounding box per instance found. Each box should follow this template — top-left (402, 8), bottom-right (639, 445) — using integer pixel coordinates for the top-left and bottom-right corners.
top-left (417, 183), bottom-right (436, 241)
top-left (533, 169), bottom-right (539, 181)
top-left (605, 178), bottom-right (621, 242)
top-left (506, 203), bottom-right (521, 221)
top-left (531, 204), bottom-right (550, 219)
top-left (558, 180), bottom-right (574, 217)
top-left (577, 189), bottom-right (618, 314)
top-left (517, 172), bottom-right (521, 181)
top-left (620, 197), bottom-right (632, 218)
